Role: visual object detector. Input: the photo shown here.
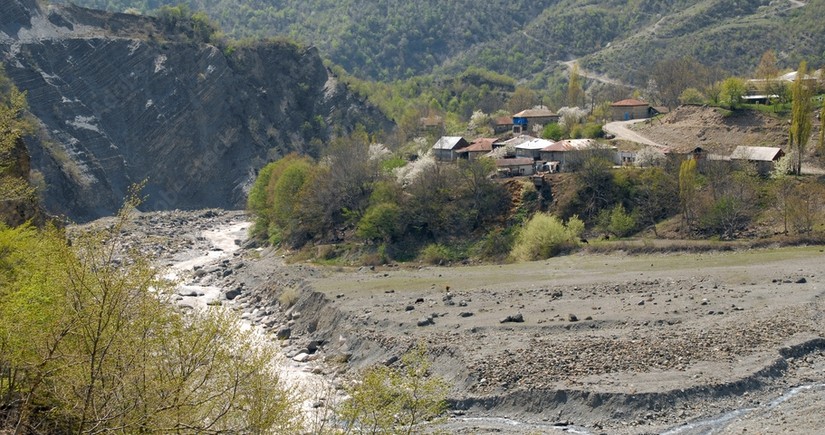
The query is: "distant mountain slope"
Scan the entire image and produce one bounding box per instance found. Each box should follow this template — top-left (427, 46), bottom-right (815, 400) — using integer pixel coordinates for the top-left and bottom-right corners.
top-left (58, 0), bottom-right (825, 85)
top-left (1, 0), bottom-right (388, 221)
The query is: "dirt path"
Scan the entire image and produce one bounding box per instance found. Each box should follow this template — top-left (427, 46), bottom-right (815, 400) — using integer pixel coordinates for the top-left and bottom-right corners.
top-left (603, 118), bottom-right (666, 148)
top-left (560, 59), bottom-right (630, 88)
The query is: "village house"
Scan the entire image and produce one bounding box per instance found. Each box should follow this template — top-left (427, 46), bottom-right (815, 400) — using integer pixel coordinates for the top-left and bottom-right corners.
top-left (512, 108), bottom-right (559, 134)
top-left (419, 115), bottom-right (444, 133)
top-left (515, 138), bottom-right (554, 160)
top-left (456, 137), bottom-right (499, 161)
top-left (730, 146), bottom-right (785, 176)
top-left (610, 98), bottom-right (653, 121)
top-left (432, 136), bottom-right (469, 161)
top-left (539, 139), bottom-right (617, 172)
top-left (495, 157), bottom-right (535, 177)
top-left (492, 116), bottom-right (514, 134)
top-left (487, 135), bottom-right (535, 159)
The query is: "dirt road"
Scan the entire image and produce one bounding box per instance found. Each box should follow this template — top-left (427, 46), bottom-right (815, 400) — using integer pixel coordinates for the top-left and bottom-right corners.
top-left (603, 118), bottom-right (666, 148)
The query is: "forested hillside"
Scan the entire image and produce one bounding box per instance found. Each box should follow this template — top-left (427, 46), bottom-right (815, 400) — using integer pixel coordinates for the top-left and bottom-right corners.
top-left (60, 0), bottom-right (825, 85)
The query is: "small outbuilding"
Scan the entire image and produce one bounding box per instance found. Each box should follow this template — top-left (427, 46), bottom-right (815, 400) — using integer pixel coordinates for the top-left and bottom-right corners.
top-left (730, 146), bottom-right (785, 175)
top-left (432, 136), bottom-right (470, 161)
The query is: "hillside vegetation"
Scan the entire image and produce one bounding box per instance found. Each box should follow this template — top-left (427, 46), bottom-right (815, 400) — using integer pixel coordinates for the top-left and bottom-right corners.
top-left (60, 0), bottom-right (825, 85)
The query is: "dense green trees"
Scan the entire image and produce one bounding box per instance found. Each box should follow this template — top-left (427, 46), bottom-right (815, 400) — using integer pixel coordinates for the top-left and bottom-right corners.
top-left (248, 133), bottom-right (511, 262)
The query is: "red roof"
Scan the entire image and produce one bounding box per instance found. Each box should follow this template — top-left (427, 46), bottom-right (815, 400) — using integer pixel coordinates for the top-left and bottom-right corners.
top-left (461, 138), bottom-right (497, 153)
top-left (494, 116), bottom-right (514, 125)
top-left (611, 99), bottom-right (649, 107)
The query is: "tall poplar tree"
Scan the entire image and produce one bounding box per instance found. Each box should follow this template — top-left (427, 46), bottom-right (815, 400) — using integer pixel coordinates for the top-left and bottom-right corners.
top-left (790, 61), bottom-right (813, 175)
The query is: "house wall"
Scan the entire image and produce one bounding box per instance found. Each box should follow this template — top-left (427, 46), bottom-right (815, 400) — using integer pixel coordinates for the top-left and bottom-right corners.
top-left (434, 149), bottom-right (455, 161)
top-left (611, 105), bottom-right (650, 121)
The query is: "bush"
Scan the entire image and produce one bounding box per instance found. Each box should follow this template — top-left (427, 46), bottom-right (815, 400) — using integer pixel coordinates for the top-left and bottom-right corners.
top-left (472, 227), bottom-right (517, 261)
top-left (598, 204), bottom-right (637, 237)
top-left (356, 202), bottom-right (402, 242)
top-left (542, 122), bottom-right (564, 140)
top-left (581, 122), bottom-right (604, 139)
top-left (419, 243), bottom-right (455, 264)
top-left (510, 213), bottom-right (582, 261)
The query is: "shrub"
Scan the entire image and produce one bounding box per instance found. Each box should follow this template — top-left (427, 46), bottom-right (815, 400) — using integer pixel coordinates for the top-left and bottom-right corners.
top-left (510, 213), bottom-right (582, 261)
top-left (419, 243), bottom-right (454, 264)
top-left (581, 122), bottom-right (604, 139)
top-left (599, 204), bottom-right (636, 237)
top-left (278, 286), bottom-right (300, 308)
top-left (357, 203), bottom-right (402, 242)
top-left (542, 122), bottom-right (564, 140)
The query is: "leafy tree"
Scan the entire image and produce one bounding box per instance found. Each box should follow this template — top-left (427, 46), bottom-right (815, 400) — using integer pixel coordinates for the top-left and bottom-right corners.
top-left (720, 77), bottom-right (747, 109)
top-left (1, 195), bottom-right (303, 433)
top-left (678, 159), bottom-right (698, 229)
top-left (679, 87), bottom-right (705, 105)
top-left (755, 50), bottom-right (779, 82)
top-left (542, 122), bottom-right (564, 140)
top-left (598, 203), bottom-right (636, 237)
top-left (340, 345), bottom-right (448, 435)
top-left (507, 87), bottom-right (536, 113)
top-left (819, 104), bottom-right (825, 157)
top-left (567, 63), bottom-right (584, 107)
top-left (0, 70), bottom-right (37, 226)
top-left (357, 202), bottom-right (402, 242)
top-left (789, 61), bottom-right (814, 175)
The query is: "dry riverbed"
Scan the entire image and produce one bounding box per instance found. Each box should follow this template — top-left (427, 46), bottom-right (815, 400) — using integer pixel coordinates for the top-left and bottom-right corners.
top-left (88, 209), bottom-right (825, 434)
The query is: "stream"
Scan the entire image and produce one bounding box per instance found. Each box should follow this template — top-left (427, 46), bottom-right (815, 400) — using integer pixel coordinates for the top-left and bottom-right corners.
top-left (162, 216), bottom-right (335, 422)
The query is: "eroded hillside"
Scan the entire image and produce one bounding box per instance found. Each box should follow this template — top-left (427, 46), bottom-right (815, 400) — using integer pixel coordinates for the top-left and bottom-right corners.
top-left (0, 0), bottom-right (389, 221)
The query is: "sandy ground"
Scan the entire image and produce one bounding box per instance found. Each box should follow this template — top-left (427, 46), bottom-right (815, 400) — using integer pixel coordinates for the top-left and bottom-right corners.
top-left (84, 210), bottom-right (825, 434)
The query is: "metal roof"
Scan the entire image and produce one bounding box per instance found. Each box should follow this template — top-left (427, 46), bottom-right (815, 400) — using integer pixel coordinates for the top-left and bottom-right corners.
top-left (515, 138), bottom-right (554, 150)
top-left (513, 108), bottom-right (557, 118)
top-left (541, 139), bottom-right (598, 152)
top-left (432, 136), bottom-right (467, 150)
top-left (729, 146), bottom-right (784, 162)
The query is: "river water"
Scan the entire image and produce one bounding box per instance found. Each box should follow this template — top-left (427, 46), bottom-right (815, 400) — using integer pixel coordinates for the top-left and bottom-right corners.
top-left (162, 217), bottom-right (335, 425)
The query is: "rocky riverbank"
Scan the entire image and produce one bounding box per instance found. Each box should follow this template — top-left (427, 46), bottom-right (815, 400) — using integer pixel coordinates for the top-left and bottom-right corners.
top-left (79, 209), bottom-right (825, 434)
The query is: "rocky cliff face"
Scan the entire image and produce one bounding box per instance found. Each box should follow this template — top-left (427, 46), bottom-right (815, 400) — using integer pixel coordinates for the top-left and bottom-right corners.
top-left (0, 0), bottom-right (389, 222)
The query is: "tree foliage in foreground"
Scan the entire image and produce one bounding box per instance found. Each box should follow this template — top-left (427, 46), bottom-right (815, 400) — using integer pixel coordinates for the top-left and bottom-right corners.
top-left (0, 195), bottom-right (302, 434)
top-left (339, 345), bottom-right (448, 435)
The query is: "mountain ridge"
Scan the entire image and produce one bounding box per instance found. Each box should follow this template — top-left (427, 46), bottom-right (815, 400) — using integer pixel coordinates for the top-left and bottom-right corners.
top-left (1, 0), bottom-right (389, 221)
top-left (55, 0), bottom-right (825, 86)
